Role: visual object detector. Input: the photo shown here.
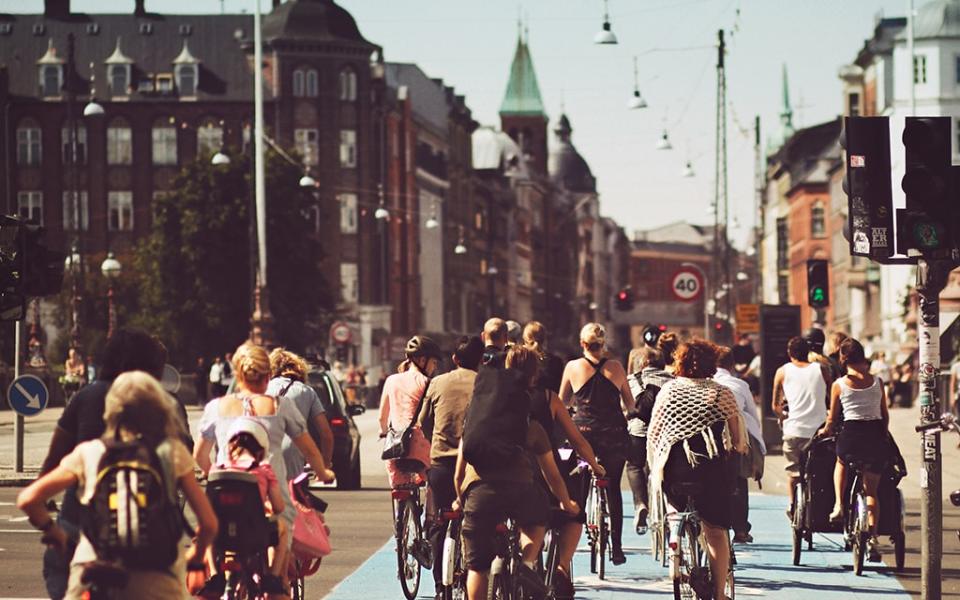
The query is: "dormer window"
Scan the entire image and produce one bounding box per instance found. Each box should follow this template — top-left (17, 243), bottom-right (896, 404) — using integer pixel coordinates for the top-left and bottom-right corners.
top-left (36, 39), bottom-right (64, 98)
top-left (104, 37), bottom-right (134, 98)
top-left (173, 40), bottom-right (200, 98)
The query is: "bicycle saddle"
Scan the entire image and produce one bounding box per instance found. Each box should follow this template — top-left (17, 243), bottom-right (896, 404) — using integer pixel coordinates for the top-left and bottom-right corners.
top-left (669, 481), bottom-right (704, 497)
top-left (80, 561), bottom-right (129, 588)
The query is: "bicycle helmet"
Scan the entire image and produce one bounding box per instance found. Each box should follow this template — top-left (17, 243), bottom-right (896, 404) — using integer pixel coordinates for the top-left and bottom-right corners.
top-left (405, 335), bottom-right (444, 361)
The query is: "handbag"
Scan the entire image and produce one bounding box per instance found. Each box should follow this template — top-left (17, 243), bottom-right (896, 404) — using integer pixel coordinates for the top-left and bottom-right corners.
top-left (289, 480), bottom-right (332, 559)
top-left (381, 377), bottom-right (431, 460)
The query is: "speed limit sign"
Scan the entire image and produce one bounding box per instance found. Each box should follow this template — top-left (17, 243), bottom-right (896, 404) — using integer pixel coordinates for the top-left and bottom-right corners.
top-left (671, 269), bottom-right (703, 302)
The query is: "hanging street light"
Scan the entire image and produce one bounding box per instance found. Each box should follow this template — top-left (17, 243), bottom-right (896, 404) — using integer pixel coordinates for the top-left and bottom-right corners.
top-left (628, 56), bottom-right (647, 109)
top-left (656, 130), bottom-right (672, 150)
top-left (375, 205), bottom-right (390, 221)
top-left (211, 150), bottom-right (230, 165)
top-left (425, 215), bottom-right (439, 229)
top-left (682, 161), bottom-right (695, 178)
top-left (594, 0), bottom-right (618, 44)
top-left (83, 61), bottom-right (105, 116)
top-left (454, 226), bottom-right (467, 255)
top-left (299, 173), bottom-right (316, 188)
top-left (486, 264), bottom-right (498, 275)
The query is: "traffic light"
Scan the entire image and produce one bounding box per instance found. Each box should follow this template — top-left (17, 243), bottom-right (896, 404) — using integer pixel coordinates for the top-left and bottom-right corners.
top-left (807, 259), bottom-right (830, 309)
top-left (20, 221), bottom-right (64, 297)
top-left (840, 117), bottom-right (893, 260)
top-left (614, 286), bottom-right (634, 311)
top-left (0, 216), bottom-right (25, 321)
top-left (899, 116), bottom-right (953, 255)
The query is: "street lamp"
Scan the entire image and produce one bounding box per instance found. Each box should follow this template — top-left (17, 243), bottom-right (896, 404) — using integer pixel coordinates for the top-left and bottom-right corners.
top-left (298, 173), bottom-right (316, 188)
top-left (682, 161), bottom-right (695, 178)
top-left (375, 204), bottom-right (390, 221)
top-left (64, 244), bottom-right (82, 349)
top-left (211, 149), bottom-right (231, 165)
top-left (681, 261), bottom-right (710, 340)
top-left (594, 0), bottom-right (618, 44)
top-left (454, 226), bottom-right (467, 255)
top-left (627, 57), bottom-right (647, 109)
top-left (656, 130), bottom-right (672, 150)
top-left (100, 252), bottom-right (121, 339)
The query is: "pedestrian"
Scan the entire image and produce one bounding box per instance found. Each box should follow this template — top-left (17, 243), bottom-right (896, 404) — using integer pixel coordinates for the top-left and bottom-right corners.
top-left (817, 337), bottom-right (890, 562)
top-left (772, 336), bottom-right (830, 519)
top-left (625, 345), bottom-right (672, 538)
top-left (194, 342), bottom-right (334, 594)
top-left (208, 356), bottom-right (225, 398)
top-left (715, 346), bottom-right (766, 544)
top-left (220, 352), bottom-right (235, 392)
top-left (20, 371), bottom-right (218, 600)
top-left (378, 336), bottom-right (442, 489)
top-left (417, 335), bottom-right (484, 599)
top-left (37, 329), bottom-right (175, 599)
top-left (560, 323), bottom-right (636, 565)
top-left (194, 356), bottom-right (208, 405)
top-left (731, 333), bottom-right (756, 376)
top-left (647, 339), bottom-right (748, 600)
top-left (267, 348), bottom-right (335, 481)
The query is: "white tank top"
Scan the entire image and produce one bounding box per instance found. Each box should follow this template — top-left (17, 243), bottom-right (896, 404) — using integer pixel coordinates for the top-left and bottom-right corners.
top-left (782, 362), bottom-right (827, 438)
top-left (837, 377), bottom-right (883, 421)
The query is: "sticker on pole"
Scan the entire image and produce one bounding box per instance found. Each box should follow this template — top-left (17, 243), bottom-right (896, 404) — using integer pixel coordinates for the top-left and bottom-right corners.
top-left (7, 374), bottom-right (48, 417)
top-left (671, 268), bottom-right (703, 302)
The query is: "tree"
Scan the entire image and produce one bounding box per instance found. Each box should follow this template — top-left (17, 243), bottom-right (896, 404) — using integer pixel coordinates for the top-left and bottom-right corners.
top-left (131, 149), bottom-right (332, 364)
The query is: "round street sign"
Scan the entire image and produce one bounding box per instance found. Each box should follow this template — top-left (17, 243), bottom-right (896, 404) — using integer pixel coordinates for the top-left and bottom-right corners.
top-left (7, 374), bottom-right (48, 417)
top-left (330, 321), bottom-right (352, 345)
top-left (671, 268), bottom-right (703, 302)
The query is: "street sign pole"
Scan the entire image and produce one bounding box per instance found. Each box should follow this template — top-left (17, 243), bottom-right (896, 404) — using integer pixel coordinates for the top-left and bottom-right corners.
top-left (915, 258), bottom-right (951, 600)
top-left (14, 319), bottom-right (23, 473)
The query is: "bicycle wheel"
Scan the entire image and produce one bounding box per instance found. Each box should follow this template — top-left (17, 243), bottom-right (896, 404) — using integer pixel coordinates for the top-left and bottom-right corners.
top-left (598, 488), bottom-right (608, 580)
top-left (443, 524), bottom-right (466, 600)
top-left (672, 521), bottom-right (701, 600)
top-left (586, 486), bottom-right (599, 574)
top-left (290, 571), bottom-right (305, 600)
top-left (398, 498), bottom-right (422, 600)
top-left (893, 531), bottom-right (906, 571)
top-left (791, 482), bottom-right (804, 566)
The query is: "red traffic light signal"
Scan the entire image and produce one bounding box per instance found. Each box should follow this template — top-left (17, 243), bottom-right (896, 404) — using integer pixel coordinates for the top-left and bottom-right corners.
top-left (615, 286), bottom-right (634, 311)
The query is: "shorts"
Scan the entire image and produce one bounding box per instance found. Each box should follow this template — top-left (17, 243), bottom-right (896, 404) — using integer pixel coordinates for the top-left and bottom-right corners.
top-left (461, 481), bottom-right (548, 571)
top-left (783, 436), bottom-right (812, 476)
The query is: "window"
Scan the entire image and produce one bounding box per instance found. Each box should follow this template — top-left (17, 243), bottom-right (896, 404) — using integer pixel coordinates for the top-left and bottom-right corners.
top-left (156, 74), bottom-right (174, 93)
top-left (110, 65), bottom-right (129, 95)
top-left (61, 125), bottom-right (87, 165)
top-left (17, 125), bottom-right (41, 165)
top-left (62, 191), bottom-right (89, 231)
top-left (107, 122), bottom-right (132, 165)
top-left (340, 263), bottom-right (359, 304)
top-left (776, 217), bottom-right (788, 271)
top-left (292, 69), bottom-right (305, 97)
top-left (17, 191), bottom-right (43, 224)
top-left (175, 64), bottom-right (197, 96)
top-left (108, 191), bottom-right (134, 231)
top-left (847, 92), bottom-right (860, 117)
top-left (152, 125), bottom-right (178, 165)
top-left (339, 130), bottom-right (356, 168)
top-left (914, 55), bottom-right (927, 84)
top-left (41, 65), bottom-right (61, 96)
top-left (339, 68), bottom-right (357, 101)
top-left (294, 129), bottom-right (319, 165)
top-left (811, 201), bottom-right (826, 237)
top-left (956, 55), bottom-right (960, 84)
top-left (197, 120), bottom-right (224, 157)
top-left (339, 193), bottom-right (358, 233)
top-left (305, 69), bottom-right (318, 97)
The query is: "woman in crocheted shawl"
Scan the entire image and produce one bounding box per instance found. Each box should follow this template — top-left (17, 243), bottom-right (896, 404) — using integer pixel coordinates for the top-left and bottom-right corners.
top-left (647, 339), bottom-right (748, 600)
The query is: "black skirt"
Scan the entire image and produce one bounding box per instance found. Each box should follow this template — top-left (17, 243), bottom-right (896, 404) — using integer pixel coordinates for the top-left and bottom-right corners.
top-left (663, 423), bottom-right (734, 528)
top-left (837, 419), bottom-right (888, 472)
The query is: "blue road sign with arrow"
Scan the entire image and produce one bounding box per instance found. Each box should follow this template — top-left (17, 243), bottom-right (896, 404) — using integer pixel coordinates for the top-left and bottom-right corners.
top-left (7, 374), bottom-right (48, 417)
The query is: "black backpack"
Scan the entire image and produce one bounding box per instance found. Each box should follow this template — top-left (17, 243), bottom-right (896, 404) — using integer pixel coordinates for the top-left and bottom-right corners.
top-left (83, 437), bottom-right (184, 570)
top-left (462, 366), bottom-right (530, 470)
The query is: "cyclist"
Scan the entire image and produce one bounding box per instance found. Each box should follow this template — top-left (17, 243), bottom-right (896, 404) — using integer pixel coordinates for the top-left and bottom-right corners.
top-left (523, 321), bottom-right (564, 393)
top-left (817, 337), bottom-right (890, 562)
top-left (455, 345), bottom-right (579, 600)
top-left (560, 323), bottom-right (635, 565)
top-left (195, 343), bottom-right (334, 596)
top-left (379, 336), bottom-right (443, 489)
top-left (417, 335), bottom-right (484, 598)
top-left (526, 322), bottom-right (605, 598)
top-left (267, 348), bottom-right (335, 479)
top-left (647, 340), bottom-right (748, 600)
top-left (18, 371), bottom-right (218, 600)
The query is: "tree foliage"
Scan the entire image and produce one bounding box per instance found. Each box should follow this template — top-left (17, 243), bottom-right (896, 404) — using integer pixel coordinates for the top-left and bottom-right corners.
top-left (130, 149), bottom-right (333, 364)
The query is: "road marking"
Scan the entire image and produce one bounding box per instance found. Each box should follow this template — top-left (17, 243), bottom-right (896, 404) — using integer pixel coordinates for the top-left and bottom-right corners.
top-left (0, 529), bottom-right (36, 533)
top-left (6, 516), bottom-right (27, 522)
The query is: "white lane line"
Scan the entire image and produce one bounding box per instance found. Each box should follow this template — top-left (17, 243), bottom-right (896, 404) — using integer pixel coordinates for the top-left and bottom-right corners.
top-left (6, 516), bottom-right (27, 522)
top-left (0, 529), bottom-right (36, 533)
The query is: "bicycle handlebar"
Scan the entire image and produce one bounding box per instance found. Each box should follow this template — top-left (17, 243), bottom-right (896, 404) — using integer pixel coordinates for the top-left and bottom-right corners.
top-left (915, 412), bottom-right (958, 434)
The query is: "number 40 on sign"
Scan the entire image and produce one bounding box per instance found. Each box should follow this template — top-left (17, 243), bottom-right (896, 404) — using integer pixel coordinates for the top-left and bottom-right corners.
top-left (671, 269), bottom-right (703, 302)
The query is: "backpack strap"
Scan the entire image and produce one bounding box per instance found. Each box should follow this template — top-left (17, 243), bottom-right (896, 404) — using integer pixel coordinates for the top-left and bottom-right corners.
top-left (278, 378), bottom-right (296, 398)
top-left (410, 376), bottom-right (432, 427)
top-left (156, 439), bottom-right (197, 538)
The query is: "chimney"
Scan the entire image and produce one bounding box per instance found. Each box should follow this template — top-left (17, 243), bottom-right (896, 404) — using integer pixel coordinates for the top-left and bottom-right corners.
top-left (134, 0), bottom-right (145, 16)
top-left (44, 0), bottom-right (70, 19)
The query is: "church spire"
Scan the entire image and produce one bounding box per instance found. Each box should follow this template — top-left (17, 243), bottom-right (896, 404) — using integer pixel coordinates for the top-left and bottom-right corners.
top-left (779, 63), bottom-right (795, 140)
top-left (499, 27), bottom-right (546, 117)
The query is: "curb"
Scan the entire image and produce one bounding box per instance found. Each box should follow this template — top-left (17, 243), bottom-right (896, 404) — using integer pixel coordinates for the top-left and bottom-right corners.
top-left (0, 469), bottom-right (39, 487)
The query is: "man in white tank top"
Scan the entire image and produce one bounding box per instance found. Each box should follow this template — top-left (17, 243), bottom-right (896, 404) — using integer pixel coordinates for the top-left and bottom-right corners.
top-left (772, 336), bottom-right (831, 517)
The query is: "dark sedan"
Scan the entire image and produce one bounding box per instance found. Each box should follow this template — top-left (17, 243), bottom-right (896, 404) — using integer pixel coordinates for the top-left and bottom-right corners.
top-left (307, 368), bottom-right (364, 489)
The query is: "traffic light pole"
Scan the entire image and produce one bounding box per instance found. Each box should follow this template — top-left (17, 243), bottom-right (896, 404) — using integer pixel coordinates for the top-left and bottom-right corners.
top-left (915, 258), bottom-right (951, 600)
top-left (13, 319), bottom-right (23, 473)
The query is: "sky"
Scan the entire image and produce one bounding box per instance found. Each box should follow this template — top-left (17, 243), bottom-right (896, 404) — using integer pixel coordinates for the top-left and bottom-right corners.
top-left (10, 0), bottom-right (909, 247)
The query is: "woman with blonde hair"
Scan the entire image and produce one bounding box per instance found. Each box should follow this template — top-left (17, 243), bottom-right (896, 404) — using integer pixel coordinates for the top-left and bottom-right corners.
top-left (523, 321), bottom-right (564, 394)
top-left (195, 342), bottom-right (334, 597)
top-left (18, 372), bottom-right (219, 600)
top-left (267, 348), bottom-right (335, 485)
top-left (559, 322), bottom-right (636, 565)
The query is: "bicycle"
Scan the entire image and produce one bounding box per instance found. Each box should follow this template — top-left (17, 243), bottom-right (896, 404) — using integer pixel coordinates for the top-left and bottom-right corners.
top-left (439, 507), bottom-right (466, 600)
top-left (842, 459), bottom-right (873, 576)
top-left (288, 473), bottom-right (329, 600)
top-left (538, 508), bottom-right (571, 600)
top-left (489, 519), bottom-right (536, 600)
top-left (575, 461), bottom-right (611, 580)
top-left (392, 480), bottom-right (431, 600)
top-left (649, 488), bottom-right (670, 569)
top-left (667, 481), bottom-right (734, 600)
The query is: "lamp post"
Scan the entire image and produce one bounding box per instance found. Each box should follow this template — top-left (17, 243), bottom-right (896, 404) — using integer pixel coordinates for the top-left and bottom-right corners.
top-left (100, 252), bottom-right (121, 339)
top-left (64, 245), bottom-right (82, 350)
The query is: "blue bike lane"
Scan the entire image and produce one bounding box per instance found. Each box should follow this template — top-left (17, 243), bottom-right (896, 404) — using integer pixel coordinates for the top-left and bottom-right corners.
top-left (323, 494), bottom-right (912, 599)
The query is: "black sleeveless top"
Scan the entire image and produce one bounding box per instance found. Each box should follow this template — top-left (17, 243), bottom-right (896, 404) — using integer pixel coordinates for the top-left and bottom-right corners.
top-left (571, 357), bottom-right (628, 432)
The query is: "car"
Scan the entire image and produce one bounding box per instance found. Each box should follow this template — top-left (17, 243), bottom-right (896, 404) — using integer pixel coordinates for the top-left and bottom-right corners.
top-left (306, 367), bottom-right (364, 490)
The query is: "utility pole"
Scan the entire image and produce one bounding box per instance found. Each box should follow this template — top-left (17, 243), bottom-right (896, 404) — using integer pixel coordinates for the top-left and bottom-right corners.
top-left (916, 258), bottom-right (950, 600)
top-left (754, 115), bottom-right (763, 305)
top-left (714, 29), bottom-right (729, 333)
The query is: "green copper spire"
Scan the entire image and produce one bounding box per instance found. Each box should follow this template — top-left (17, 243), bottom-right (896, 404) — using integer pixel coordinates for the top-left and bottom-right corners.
top-left (499, 30), bottom-right (546, 116)
top-left (780, 63), bottom-right (794, 139)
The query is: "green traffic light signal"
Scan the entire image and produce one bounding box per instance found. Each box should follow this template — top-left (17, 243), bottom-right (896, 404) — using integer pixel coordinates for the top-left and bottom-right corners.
top-left (812, 287), bottom-right (825, 303)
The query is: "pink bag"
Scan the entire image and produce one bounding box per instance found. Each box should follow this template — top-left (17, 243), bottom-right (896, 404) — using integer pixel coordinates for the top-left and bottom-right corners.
top-left (289, 479), bottom-right (332, 559)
